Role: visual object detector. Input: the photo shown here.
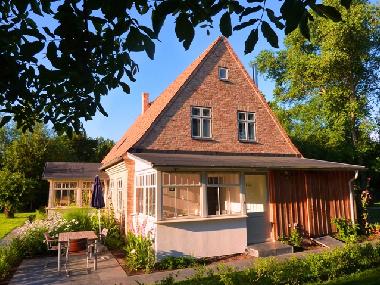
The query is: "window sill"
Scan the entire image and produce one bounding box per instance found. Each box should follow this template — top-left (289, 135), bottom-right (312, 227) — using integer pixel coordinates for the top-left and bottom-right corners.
top-left (238, 140), bottom-right (257, 144)
top-left (191, 137), bottom-right (213, 141)
top-left (156, 214), bottom-right (247, 224)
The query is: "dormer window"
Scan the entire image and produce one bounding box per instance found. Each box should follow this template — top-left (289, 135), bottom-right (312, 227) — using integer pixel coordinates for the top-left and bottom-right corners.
top-left (238, 111), bottom-right (256, 142)
top-left (219, 67), bottom-right (228, 81)
top-left (191, 106), bottom-right (212, 139)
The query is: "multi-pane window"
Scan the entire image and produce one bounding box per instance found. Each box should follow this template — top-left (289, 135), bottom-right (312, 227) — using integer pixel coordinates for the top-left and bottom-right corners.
top-left (238, 111), bottom-right (256, 142)
top-left (117, 178), bottom-right (123, 211)
top-left (206, 173), bottom-right (241, 216)
top-left (219, 67), bottom-right (228, 80)
top-left (191, 107), bottom-right (211, 139)
top-left (136, 173), bottom-right (156, 217)
top-left (53, 182), bottom-right (77, 207)
top-left (162, 172), bottom-right (201, 219)
top-left (109, 180), bottom-right (114, 205)
top-left (82, 181), bottom-right (93, 206)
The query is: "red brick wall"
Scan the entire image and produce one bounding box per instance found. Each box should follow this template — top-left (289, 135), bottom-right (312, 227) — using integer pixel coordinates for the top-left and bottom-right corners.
top-left (136, 41), bottom-right (299, 155)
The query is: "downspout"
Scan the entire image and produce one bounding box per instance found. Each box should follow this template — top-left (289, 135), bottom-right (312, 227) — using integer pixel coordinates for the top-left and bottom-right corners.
top-left (349, 170), bottom-right (359, 224)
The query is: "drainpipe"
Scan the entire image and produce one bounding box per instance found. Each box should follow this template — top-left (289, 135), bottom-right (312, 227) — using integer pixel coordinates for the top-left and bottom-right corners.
top-left (349, 170), bottom-right (359, 224)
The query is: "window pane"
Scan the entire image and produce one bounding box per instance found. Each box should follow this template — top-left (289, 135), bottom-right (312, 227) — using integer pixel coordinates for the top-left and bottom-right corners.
top-left (248, 122), bottom-right (255, 141)
top-left (247, 113), bottom-right (255, 121)
top-left (192, 107), bottom-right (200, 116)
top-left (202, 108), bottom-right (210, 117)
top-left (229, 187), bottom-right (241, 214)
top-left (192, 118), bottom-right (201, 137)
top-left (245, 175), bottom-right (267, 213)
top-left (238, 112), bottom-right (245, 121)
top-left (238, 122), bottom-right (246, 140)
top-left (207, 173), bottom-right (239, 185)
top-left (61, 190), bottom-right (69, 206)
top-left (219, 67), bottom-right (228, 79)
top-left (202, 119), bottom-right (211, 138)
top-left (136, 188), bottom-right (143, 214)
top-left (69, 190), bottom-right (76, 205)
top-left (148, 187), bottom-right (155, 217)
top-left (55, 191), bottom-right (61, 206)
top-left (207, 187), bottom-right (219, 215)
top-left (188, 188), bottom-right (200, 216)
top-left (163, 187), bottom-right (176, 218)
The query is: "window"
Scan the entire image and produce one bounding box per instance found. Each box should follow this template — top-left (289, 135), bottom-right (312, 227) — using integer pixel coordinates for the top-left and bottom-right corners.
top-left (191, 107), bottom-right (211, 139)
top-left (207, 173), bottom-right (241, 216)
top-left (53, 182), bottom-right (77, 207)
top-left (117, 178), bottom-right (123, 211)
top-left (219, 67), bottom-right (228, 80)
top-left (162, 172), bottom-right (201, 219)
top-left (82, 181), bottom-right (93, 206)
top-left (109, 179), bottom-right (114, 205)
top-left (238, 111), bottom-right (256, 142)
top-left (135, 173), bottom-right (156, 217)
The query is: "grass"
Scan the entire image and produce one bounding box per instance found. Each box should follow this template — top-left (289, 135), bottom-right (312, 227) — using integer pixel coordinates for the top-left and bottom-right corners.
top-left (0, 212), bottom-right (34, 239)
top-left (315, 267), bottom-right (380, 285)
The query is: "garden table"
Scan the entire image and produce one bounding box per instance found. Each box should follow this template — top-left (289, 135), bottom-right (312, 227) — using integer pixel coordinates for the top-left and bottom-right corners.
top-left (57, 231), bottom-right (98, 272)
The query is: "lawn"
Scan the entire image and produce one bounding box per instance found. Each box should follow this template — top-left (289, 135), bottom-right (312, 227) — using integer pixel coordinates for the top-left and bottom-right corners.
top-left (0, 212), bottom-right (33, 239)
top-left (317, 267), bottom-right (380, 285)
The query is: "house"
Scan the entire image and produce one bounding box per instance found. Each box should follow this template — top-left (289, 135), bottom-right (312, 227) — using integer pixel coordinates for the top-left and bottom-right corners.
top-left (43, 162), bottom-right (108, 211)
top-left (101, 36), bottom-right (364, 258)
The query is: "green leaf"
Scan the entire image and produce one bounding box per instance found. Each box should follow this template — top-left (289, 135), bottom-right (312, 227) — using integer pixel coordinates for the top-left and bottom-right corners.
top-left (30, 0), bottom-right (43, 16)
top-left (261, 21), bottom-right (279, 48)
top-left (120, 82), bottom-right (130, 94)
top-left (266, 8), bottom-right (284, 30)
top-left (340, 0), bottom-right (352, 9)
top-left (234, 19), bottom-right (258, 31)
top-left (175, 13), bottom-right (194, 50)
top-left (281, 0), bottom-right (306, 35)
top-left (299, 12), bottom-right (310, 41)
top-left (14, 0), bottom-right (29, 14)
top-left (47, 42), bottom-right (57, 62)
top-left (0, 116), bottom-right (12, 127)
top-left (152, 1), bottom-right (177, 36)
top-left (20, 41), bottom-right (44, 57)
top-left (220, 12), bottom-right (232, 38)
top-left (43, 27), bottom-right (55, 38)
top-left (313, 4), bottom-right (342, 22)
top-left (244, 28), bottom-right (258, 54)
top-left (239, 6), bottom-right (262, 21)
top-left (143, 36), bottom-right (155, 60)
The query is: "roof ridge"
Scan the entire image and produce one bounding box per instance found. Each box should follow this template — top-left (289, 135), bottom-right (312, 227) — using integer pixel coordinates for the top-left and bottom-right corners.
top-left (101, 37), bottom-right (223, 166)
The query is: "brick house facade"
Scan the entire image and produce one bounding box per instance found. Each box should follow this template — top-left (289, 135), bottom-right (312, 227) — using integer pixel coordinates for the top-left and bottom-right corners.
top-left (101, 37), bottom-right (363, 258)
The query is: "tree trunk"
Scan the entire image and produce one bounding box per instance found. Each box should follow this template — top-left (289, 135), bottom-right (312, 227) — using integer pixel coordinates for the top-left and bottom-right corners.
top-left (4, 208), bottom-right (14, 218)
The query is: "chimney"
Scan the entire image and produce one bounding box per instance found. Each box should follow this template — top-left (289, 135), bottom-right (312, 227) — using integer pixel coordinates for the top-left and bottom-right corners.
top-left (142, 92), bottom-right (150, 113)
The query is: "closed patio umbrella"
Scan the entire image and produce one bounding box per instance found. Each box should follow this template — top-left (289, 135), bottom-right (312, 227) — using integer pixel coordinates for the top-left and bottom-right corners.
top-left (91, 175), bottom-right (105, 238)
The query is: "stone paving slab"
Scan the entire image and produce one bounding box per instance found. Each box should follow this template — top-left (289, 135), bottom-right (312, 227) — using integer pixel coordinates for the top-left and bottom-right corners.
top-left (312, 236), bottom-right (344, 249)
top-left (9, 251), bottom-right (128, 285)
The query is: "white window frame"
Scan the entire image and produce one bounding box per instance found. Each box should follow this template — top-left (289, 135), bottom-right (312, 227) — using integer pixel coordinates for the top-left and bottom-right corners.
top-left (135, 172), bottom-right (157, 217)
top-left (238, 111), bottom-right (256, 142)
top-left (117, 178), bottom-right (123, 211)
top-left (53, 181), bottom-right (77, 207)
top-left (218, 67), bottom-right (229, 80)
top-left (206, 174), bottom-right (241, 216)
top-left (109, 179), bottom-right (114, 204)
top-left (191, 106), bottom-right (212, 139)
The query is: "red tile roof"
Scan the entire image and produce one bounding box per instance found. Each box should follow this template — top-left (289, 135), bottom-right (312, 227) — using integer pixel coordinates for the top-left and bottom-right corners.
top-left (101, 37), bottom-right (223, 167)
top-left (101, 36), bottom-right (301, 168)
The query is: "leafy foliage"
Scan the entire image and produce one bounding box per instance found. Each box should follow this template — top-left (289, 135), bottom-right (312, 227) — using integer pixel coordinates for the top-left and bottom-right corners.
top-left (254, 0), bottom-right (380, 192)
top-left (0, 0), bottom-right (353, 134)
top-left (156, 255), bottom-right (198, 270)
top-left (124, 231), bottom-right (155, 273)
top-left (332, 218), bottom-right (359, 243)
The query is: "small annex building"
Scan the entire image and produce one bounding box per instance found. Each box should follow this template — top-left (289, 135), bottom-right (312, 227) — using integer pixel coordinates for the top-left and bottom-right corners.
top-left (43, 162), bottom-right (108, 210)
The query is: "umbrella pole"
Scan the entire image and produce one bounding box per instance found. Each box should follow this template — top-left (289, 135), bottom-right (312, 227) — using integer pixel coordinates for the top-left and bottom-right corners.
top-left (98, 209), bottom-right (101, 241)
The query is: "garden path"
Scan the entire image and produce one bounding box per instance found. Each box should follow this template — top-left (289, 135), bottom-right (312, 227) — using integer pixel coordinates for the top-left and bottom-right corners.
top-left (0, 227), bottom-right (21, 246)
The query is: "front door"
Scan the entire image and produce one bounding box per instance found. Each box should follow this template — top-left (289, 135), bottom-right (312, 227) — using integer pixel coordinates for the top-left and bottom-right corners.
top-left (245, 174), bottom-right (271, 244)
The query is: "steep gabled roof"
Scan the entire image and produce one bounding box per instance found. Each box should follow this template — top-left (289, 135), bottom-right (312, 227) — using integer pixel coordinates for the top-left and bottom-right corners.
top-left (102, 37), bottom-right (300, 168)
top-left (101, 37), bottom-right (223, 167)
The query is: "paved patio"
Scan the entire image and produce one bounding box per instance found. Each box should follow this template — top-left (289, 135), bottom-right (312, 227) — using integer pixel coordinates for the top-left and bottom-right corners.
top-left (8, 249), bottom-right (128, 285)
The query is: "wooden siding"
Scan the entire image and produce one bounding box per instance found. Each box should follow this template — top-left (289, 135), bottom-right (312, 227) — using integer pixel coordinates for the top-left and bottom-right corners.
top-left (269, 170), bottom-right (354, 238)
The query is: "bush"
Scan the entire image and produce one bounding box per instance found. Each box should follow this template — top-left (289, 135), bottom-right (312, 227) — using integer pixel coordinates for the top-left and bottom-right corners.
top-left (124, 231), bottom-right (155, 272)
top-left (0, 238), bottom-right (24, 280)
top-left (332, 218), bottom-right (359, 243)
top-left (63, 208), bottom-right (94, 232)
top-left (156, 256), bottom-right (198, 270)
top-left (175, 242), bottom-right (380, 285)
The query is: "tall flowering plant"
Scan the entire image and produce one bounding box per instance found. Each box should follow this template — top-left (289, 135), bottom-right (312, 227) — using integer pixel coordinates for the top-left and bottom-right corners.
top-left (361, 178), bottom-right (373, 233)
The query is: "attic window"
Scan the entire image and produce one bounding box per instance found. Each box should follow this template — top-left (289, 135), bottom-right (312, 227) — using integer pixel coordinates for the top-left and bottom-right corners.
top-left (219, 67), bottom-right (228, 81)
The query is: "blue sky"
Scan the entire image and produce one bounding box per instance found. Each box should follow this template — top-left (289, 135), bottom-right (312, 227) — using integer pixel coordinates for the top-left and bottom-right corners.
top-left (81, 4), bottom-right (285, 141)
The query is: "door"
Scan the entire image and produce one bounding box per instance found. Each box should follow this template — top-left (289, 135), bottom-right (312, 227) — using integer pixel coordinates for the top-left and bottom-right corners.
top-left (245, 174), bottom-right (271, 244)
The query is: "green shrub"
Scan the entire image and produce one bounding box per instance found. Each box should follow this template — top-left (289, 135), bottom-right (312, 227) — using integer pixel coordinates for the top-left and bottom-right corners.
top-left (289, 227), bottom-right (303, 247)
top-left (156, 256), bottom-right (198, 270)
top-left (124, 231), bottom-right (155, 272)
top-left (63, 208), bottom-right (94, 231)
top-left (332, 218), bottom-right (359, 243)
top-left (100, 212), bottom-right (124, 250)
top-left (0, 238), bottom-right (24, 280)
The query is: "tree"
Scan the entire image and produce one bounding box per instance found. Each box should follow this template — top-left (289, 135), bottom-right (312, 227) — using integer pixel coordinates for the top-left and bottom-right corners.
top-left (254, 0), bottom-right (380, 190)
top-left (0, 169), bottom-right (31, 218)
top-left (0, 0), bottom-right (353, 134)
